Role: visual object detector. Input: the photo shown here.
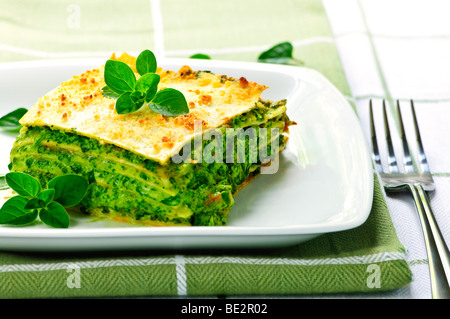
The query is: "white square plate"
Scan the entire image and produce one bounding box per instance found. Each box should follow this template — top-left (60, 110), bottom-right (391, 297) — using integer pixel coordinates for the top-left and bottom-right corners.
top-left (0, 58), bottom-right (373, 251)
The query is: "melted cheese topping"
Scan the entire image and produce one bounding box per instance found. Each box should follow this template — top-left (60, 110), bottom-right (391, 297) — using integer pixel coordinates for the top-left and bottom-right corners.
top-left (20, 53), bottom-right (268, 164)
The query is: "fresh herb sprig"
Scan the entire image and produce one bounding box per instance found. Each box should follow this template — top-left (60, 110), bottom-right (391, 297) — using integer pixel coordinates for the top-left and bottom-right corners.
top-left (0, 172), bottom-right (88, 228)
top-left (258, 42), bottom-right (303, 65)
top-left (102, 49), bottom-right (189, 116)
top-left (0, 108), bottom-right (27, 132)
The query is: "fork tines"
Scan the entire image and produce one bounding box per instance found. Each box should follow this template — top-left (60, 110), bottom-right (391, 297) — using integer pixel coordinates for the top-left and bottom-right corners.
top-left (369, 99), bottom-right (433, 185)
top-left (370, 99), bottom-right (450, 298)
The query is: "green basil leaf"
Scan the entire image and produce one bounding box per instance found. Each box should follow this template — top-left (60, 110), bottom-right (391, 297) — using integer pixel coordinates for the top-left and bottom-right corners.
top-left (39, 202), bottom-right (69, 228)
top-left (24, 189), bottom-right (55, 209)
top-left (38, 189), bottom-right (55, 206)
top-left (258, 42), bottom-right (302, 65)
top-left (135, 73), bottom-right (160, 102)
top-left (135, 73), bottom-right (160, 93)
top-left (101, 86), bottom-right (121, 99)
top-left (145, 86), bottom-right (159, 103)
top-left (5, 172), bottom-right (41, 197)
top-left (104, 60), bottom-right (136, 94)
top-left (115, 91), bottom-right (143, 115)
top-left (24, 197), bottom-right (41, 210)
top-left (258, 42), bottom-right (293, 61)
top-left (130, 90), bottom-right (145, 105)
top-left (148, 88), bottom-right (189, 116)
top-left (190, 53), bottom-right (211, 60)
top-left (0, 196), bottom-right (38, 225)
top-left (136, 50), bottom-right (157, 76)
top-left (0, 108), bottom-right (27, 131)
top-left (47, 174), bottom-right (88, 207)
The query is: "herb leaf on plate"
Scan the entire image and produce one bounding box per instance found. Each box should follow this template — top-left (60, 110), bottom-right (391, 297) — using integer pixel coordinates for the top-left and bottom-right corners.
top-left (0, 196), bottom-right (38, 225)
top-left (149, 88), bottom-right (190, 116)
top-left (0, 108), bottom-right (27, 131)
top-left (101, 86), bottom-right (121, 99)
top-left (115, 91), bottom-right (142, 115)
top-left (47, 174), bottom-right (88, 207)
top-left (37, 189), bottom-right (56, 207)
top-left (102, 49), bottom-right (189, 117)
top-left (39, 201), bottom-right (70, 228)
top-left (0, 172), bottom-right (88, 228)
top-left (104, 60), bottom-right (137, 94)
top-left (136, 49), bottom-right (157, 76)
top-left (5, 172), bottom-right (41, 197)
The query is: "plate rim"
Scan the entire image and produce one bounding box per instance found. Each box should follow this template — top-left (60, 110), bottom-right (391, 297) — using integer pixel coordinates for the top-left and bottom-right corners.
top-left (0, 58), bottom-right (373, 247)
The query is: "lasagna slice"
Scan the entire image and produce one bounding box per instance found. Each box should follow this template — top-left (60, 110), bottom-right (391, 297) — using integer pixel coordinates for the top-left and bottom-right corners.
top-left (9, 53), bottom-right (294, 226)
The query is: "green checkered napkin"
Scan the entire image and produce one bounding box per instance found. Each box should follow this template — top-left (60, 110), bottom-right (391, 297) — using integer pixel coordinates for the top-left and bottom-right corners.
top-left (0, 0), bottom-right (411, 298)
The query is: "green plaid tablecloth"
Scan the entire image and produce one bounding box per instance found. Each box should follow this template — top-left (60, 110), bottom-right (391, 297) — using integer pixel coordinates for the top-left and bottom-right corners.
top-left (0, 0), bottom-right (411, 298)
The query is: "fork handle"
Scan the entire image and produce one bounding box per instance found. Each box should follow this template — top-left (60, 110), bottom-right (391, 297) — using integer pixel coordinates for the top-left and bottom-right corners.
top-left (409, 183), bottom-right (450, 299)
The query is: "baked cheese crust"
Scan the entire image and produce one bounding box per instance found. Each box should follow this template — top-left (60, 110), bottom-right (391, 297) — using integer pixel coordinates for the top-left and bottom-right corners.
top-left (19, 53), bottom-right (268, 164)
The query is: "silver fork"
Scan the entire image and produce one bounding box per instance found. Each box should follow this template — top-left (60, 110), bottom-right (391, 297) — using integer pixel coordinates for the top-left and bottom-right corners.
top-left (370, 99), bottom-right (450, 299)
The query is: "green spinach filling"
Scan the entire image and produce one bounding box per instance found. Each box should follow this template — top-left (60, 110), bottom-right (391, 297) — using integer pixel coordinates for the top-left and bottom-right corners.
top-left (8, 100), bottom-right (290, 226)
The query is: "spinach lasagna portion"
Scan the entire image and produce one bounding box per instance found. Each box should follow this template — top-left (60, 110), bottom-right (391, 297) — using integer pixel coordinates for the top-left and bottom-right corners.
top-left (10, 53), bottom-right (294, 226)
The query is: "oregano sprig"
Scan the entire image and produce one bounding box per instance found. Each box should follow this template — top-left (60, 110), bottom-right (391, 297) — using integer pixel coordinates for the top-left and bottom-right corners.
top-left (0, 172), bottom-right (88, 228)
top-left (102, 49), bottom-right (189, 116)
